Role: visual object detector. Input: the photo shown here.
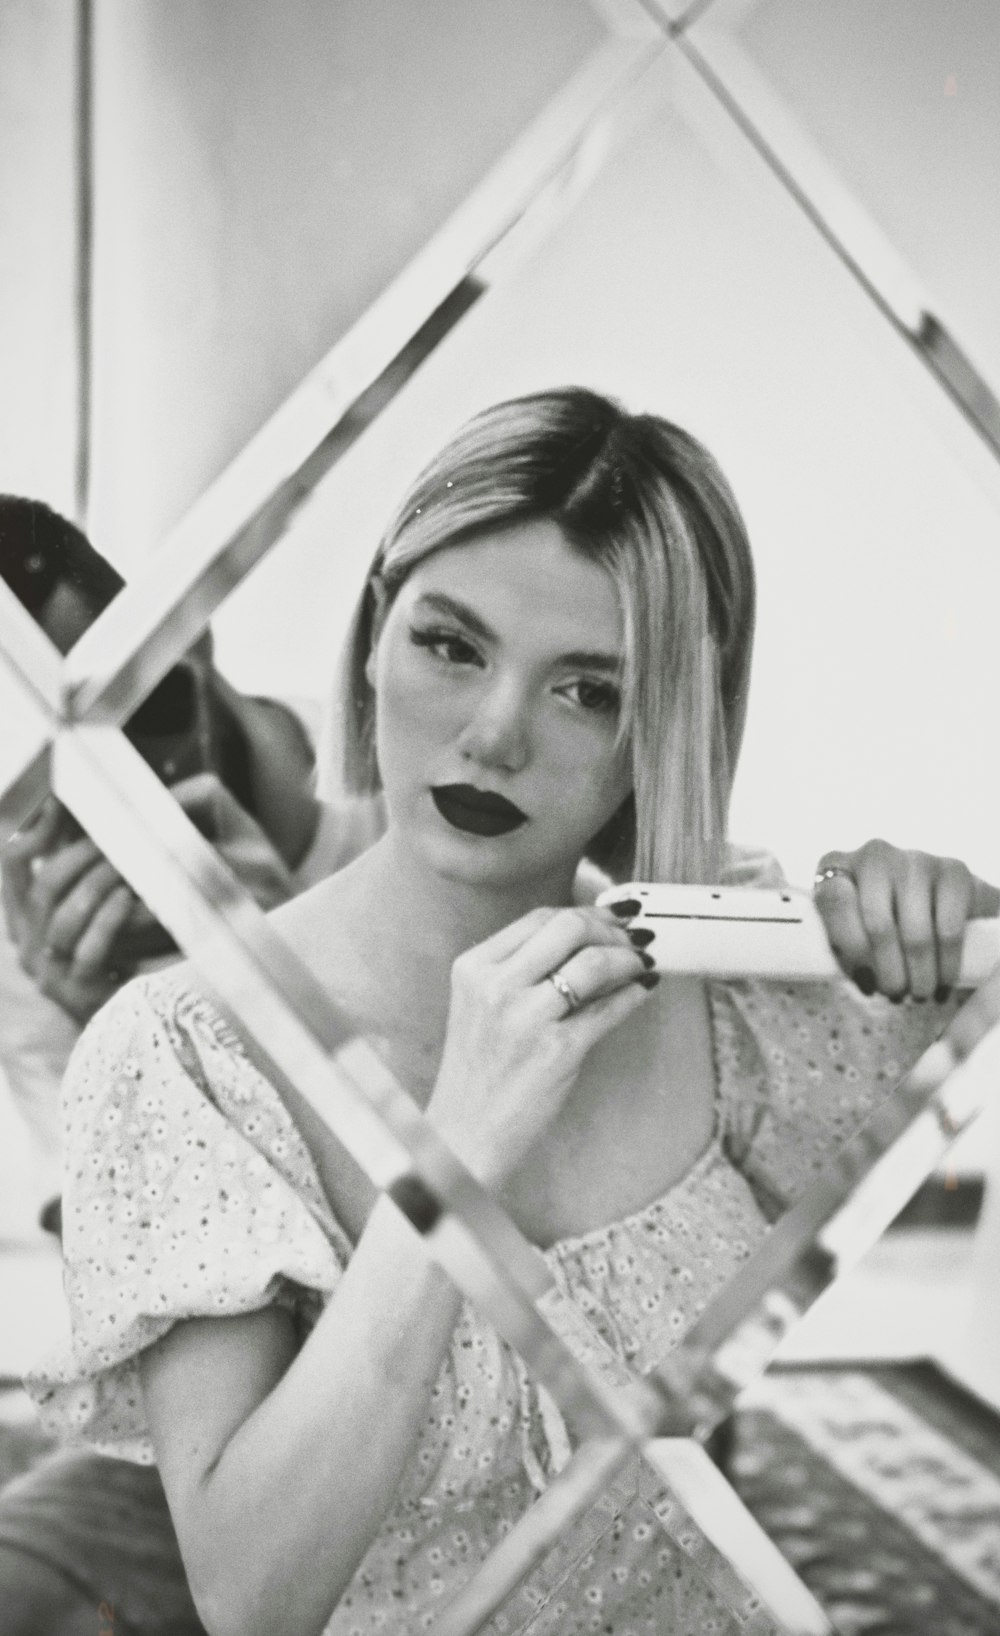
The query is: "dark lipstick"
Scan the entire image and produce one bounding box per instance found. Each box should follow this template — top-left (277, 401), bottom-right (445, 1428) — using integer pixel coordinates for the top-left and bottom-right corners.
top-left (431, 783), bottom-right (528, 837)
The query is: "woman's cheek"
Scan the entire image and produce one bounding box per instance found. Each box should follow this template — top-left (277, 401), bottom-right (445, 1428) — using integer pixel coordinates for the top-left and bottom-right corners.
top-left (378, 652), bottom-right (465, 754)
top-left (540, 721), bottom-right (630, 824)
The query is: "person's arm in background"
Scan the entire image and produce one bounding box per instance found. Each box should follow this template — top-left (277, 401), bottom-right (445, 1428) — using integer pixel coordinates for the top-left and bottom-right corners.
top-left (0, 670), bottom-right (385, 1032)
top-left (206, 672), bottom-right (321, 874)
top-left (1, 775), bottom-right (305, 1026)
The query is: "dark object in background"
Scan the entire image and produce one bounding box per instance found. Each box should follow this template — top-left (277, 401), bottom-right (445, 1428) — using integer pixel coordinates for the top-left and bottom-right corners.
top-left (0, 494), bottom-right (253, 961)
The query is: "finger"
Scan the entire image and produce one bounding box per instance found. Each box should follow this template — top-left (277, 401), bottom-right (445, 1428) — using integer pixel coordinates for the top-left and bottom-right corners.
top-left (537, 944), bottom-right (652, 1017)
top-left (28, 834), bottom-right (106, 918)
top-left (892, 857), bottom-right (940, 1001)
top-left (504, 906), bottom-right (632, 986)
top-left (853, 852), bottom-right (910, 1000)
top-left (1, 799), bottom-right (64, 936)
top-left (0, 845), bottom-right (33, 940)
top-left (468, 905), bottom-right (563, 965)
top-left (9, 797), bottom-right (64, 857)
top-left (40, 859), bottom-right (126, 962)
top-left (70, 883), bottom-right (136, 980)
top-left (813, 861), bottom-right (878, 995)
top-left (18, 838), bottom-right (107, 970)
top-left (931, 860), bottom-right (975, 998)
top-left (559, 964), bottom-right (660, 1049)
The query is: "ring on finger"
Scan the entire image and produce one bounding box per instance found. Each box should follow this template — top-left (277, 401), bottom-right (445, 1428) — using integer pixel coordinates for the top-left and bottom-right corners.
top-left (814, 864), bottom-right (856, 892)
top-left (547, 970), bottom-right (582, 1017)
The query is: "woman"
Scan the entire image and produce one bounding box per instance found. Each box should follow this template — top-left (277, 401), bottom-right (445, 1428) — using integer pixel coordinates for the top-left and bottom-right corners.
top-left (28, 388), bottom-right (998, 1636)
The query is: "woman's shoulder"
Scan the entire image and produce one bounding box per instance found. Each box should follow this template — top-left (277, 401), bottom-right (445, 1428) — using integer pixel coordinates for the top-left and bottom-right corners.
top-left (715, 974), bottom-right (950, 1076)
top-left (67, 962), bottom-right (239, 1089)
top-left (38, 970), bottom-right (352, 1462)
top-left (709, 975), bottom-right (953, 1213)
top-left (77, 865), bottom-right (370, 1077)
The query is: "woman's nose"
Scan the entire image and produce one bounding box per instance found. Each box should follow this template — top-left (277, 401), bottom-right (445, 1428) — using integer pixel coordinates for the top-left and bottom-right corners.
top-left (457, 679), bottom-right (531, 773)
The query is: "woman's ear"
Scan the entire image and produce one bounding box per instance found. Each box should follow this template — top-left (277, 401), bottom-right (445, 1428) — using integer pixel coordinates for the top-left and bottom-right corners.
top-left (364, 577), bottom-right (390, 688)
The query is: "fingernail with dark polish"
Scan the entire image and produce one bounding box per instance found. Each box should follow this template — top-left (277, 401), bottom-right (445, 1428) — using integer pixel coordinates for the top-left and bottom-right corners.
top-left (887, 991), bottom-right (905, 1006)
top-left (608, 898), bottom-right (642, 918)
top-left (853, 966), bottom-right (877, 996)
top-left (628, 927), bottom-right (655, 948)
top-left (638, 951), bottom-right (656, 970)
top-left (935, 984), bottom-right (952, 1004)
top-left (637, 971), bottom-right (660, 990)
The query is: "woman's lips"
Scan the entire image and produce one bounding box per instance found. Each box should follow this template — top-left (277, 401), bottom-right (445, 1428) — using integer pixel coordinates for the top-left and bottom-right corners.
top-left (431, 783), bottom-right (528, 837)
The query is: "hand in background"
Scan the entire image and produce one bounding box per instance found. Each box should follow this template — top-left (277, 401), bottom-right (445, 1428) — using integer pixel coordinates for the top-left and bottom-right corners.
top-left (814, 839), bottom-right (1000, 1001)
top-left (1, 773), bottom-right (298, 1025)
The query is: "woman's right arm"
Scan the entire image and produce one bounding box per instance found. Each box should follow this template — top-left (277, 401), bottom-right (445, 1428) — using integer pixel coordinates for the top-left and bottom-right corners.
top-left (140, 904), bottom-right (654, 1636)
top-left (142, 1195), bottom-right (463, 1636)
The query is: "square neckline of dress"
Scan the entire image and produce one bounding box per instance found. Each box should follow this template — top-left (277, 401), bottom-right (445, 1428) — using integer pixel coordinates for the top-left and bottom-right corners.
top-left (159, 968), bottom-right (754, 1264)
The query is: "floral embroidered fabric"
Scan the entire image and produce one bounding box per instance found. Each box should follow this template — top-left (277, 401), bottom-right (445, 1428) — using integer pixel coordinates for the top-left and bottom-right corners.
top-left (26, 970), bottom-right (947, 1634)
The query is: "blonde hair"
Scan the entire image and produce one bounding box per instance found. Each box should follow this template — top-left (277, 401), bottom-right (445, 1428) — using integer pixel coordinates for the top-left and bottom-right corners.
top-left (340, 387), bottom-right (755, 883)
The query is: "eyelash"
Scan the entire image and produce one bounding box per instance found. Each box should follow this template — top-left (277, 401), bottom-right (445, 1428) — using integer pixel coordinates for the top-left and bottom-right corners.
top-left (408, 625), bottom-right (620, 715)
top-left (566, 678), bottom-right (620, 715)
top-left (409, 625), bottom-right (481, 666)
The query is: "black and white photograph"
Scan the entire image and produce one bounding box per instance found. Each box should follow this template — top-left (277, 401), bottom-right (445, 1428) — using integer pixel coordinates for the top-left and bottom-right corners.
top-left (1, 4), bottom-right (999, 1633)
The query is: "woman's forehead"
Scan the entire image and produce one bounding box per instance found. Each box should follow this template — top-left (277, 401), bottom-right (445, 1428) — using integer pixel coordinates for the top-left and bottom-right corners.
top-left (402, 518), bottom-right (624, 652)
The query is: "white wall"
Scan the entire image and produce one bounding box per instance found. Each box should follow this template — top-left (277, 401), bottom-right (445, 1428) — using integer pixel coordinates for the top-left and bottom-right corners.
top-left (213, 50), bottom-right (1000, 892)
top-left (731, 0), bottom-right (1000, 396)
top-left (87, 0), bottom-right (603, 568)
top-left (0, 0), bottom-right (79, 513)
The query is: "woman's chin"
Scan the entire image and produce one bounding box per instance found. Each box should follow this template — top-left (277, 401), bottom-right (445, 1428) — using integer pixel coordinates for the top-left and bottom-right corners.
top-left (426, 830), bottom-right (531, 884)
top-left (415, 823), bottom-right (565, 896)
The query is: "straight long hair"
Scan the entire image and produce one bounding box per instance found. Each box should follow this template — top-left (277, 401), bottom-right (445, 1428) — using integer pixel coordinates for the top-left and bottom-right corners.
top-left (339, 387), bottom-right (755, 883)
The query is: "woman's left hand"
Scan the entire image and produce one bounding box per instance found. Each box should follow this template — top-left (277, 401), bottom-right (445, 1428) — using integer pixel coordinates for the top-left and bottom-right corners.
top-left (814, 840), bottom-right (1000, 1001)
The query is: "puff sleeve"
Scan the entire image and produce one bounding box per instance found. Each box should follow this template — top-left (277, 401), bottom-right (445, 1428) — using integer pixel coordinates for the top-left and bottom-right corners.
top-left (25, 971), bottom-right (352, 1461)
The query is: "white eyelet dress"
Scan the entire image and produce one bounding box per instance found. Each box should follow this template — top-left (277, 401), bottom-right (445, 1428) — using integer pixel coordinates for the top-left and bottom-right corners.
top-left (26, 970), bottom-right (949, 1635)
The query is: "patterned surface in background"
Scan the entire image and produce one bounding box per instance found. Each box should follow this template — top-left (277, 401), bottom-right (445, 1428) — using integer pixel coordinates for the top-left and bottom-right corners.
top-left (729, 1364), bottom-right (1000, 1636)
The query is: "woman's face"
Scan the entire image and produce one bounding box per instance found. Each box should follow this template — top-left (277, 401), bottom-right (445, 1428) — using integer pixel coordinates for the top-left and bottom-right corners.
top-left (369, 518), bottom-right (633, 897)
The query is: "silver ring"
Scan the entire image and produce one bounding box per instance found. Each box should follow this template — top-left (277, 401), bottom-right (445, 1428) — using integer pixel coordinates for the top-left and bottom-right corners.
top-left (813, 864), bottom-right (856, 892)
top-left (547, 971), bottom-right (581, 1016)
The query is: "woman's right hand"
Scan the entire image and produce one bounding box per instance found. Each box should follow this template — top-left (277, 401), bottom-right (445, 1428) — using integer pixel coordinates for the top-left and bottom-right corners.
top-left (427, 904), bottom-right (658, 1188)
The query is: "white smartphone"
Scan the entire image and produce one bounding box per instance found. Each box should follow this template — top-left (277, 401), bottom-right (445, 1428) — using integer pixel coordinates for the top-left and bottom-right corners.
top-left (596, 882), bottom-right (1000, 987)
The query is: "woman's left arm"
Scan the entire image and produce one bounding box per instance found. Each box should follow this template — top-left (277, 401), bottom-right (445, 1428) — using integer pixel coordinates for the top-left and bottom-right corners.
top-left (813, 839), bottom-right (1000, 1000)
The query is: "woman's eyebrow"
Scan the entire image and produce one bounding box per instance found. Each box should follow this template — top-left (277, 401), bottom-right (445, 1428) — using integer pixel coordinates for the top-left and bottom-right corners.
top-left (557, 649), bottom-right (622, 675)
top-left (414, 592), bottom-right (622, 672)
top-left (414, 592), bottom-right (495, 643)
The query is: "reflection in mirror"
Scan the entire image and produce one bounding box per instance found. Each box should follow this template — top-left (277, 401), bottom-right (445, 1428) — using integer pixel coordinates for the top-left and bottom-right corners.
top-left (0, 496), bottom-right (316, 973)
top-left (1, 6), bottom-right (1000, 1636)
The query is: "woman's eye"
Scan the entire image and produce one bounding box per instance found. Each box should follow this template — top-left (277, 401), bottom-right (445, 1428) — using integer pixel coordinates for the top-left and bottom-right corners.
top-left (564, 678), bottom-right (620, 714)
top-left (409, 626), bottom-right (481, 666)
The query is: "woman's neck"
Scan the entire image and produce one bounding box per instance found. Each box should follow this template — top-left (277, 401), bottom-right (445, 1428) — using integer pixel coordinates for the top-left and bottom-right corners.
top-left (314, 827), bottom-right (576, 1065)
top-left (355, 828), bottom-right (577, 967)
